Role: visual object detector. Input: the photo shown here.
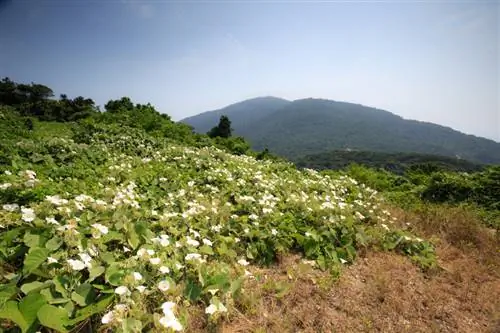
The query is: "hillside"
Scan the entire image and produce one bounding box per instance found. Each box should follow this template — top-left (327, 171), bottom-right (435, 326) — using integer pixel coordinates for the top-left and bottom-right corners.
top-left (0, 80), bottom-right (499, 332)
top-left (182, 98), bottom-right (500, 164)
top-left (296, 150), bottom-right (483, 174)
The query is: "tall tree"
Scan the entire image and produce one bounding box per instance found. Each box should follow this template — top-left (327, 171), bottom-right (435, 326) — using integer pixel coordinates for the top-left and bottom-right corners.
top-left (208, 115), bottom-right (232, 138)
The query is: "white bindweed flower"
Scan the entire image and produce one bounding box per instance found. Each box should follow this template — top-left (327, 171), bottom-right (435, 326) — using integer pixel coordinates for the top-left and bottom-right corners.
top-left (132, 272), bottom-right (143, 281)
top-left (202, 238), bottom-right (213, 246)
top-left (158, 280), bottom-right (170, 292)
top-left (45, 217), bottom-right (59, 225)
top-left (159, 266), bottom-right (170, 274)
top-left (149, 257), bottom-right (161, 265)
top-left (237, 258), bottom-right (249, 266)
top-left (101, 311), bottom-right (115, 324)
top-left (2, 203), bottom-right (19, 212)
top-left (47, 257), bottom-right (58, 264)
top-left (4, 170), bottom-right (12, 175)
top-left (21, 207), bottom-right (36, 222)
top-left (135, 285), bottom-right (146, 293)
top-left (0, 183), bottom-right (12, 190)
top-left (186, 236), bottom-right (200, 247)
top-left (114, 286), bottom-right (131, 296)
top-left (271, 228), bottom-right (278, 236)
top-left (340, 258), bottom-right (348, 264)
top-left (67, 259), bottom-right (86, 271)
top-left (205, 301), bottom-right (227, 315)
top-left (91, 223), bottom-right (109, 236)
top-left (185, 253), bottom-right (204, 262)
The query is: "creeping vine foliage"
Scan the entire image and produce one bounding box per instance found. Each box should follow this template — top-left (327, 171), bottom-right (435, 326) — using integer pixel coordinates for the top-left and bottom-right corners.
top-left (0, 121), bottom-right (434, 332)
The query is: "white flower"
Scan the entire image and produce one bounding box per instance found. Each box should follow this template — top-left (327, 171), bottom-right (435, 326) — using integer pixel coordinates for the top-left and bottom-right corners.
top-left (4, 170), bottom-right (12, 175)
top-left (114, 286), bottom-right (131, 296)
top-left (0, 183), bottom-right (12, 190)
top-left (381, 224), bottom-right (390, 231)
top-left (158, 280), bottom-right (170, 292)
top-left (135, 285), bottom-right (146, 293)
top-left (237, 258), bottom-right (249, 266)
top-left (159, 314), bottom-right (183, 331)
top-left (24, 170), bottom-right (36, 179)
top-left (205, 301), bottom-right (227, 315)
top-left (2, 203), bottom-right (19, 212)
top-left (340, 258), bottom-right (348, 264)
top-left (147, 249), bottom-right (155, 256)
top-left (234, 237), bottom-right (240, 243)
top-left (271, 228), bottom-right (278, 236)
top-left (45, 195), bottom-right (68, 206)
top-left (79, 253), bottom-right (92, 268)
top-left (159, 266), bottom-right (170, 274)
top-left (185, 253), bottom-right (204, 262)
top-left (92, 223), bottom-right (109, 235)
top-left (152, 234), bottom-right (170, 247)
top-left (150, 257), bottom-right (161, 265)
top-left (249, 214), bottom-right (258, 220)
top-left (47, 257), bottom-right (58, 264)
top-left (186, 236), bottom-right (200, 247)
top-left (202, 238), bottom-right (213, 246)
top-left (67, 259), bottom-right (86, 271)
top-left (21, 207), bottom-right (36, 222)
top-left (175, 263), bottom-right (184, 270)
top-left (101, 311), bottom-right (115, 324)
top-left (45, 217), bottom-right (59, 225)
top-left (132, 272), bottom-right (143, 281)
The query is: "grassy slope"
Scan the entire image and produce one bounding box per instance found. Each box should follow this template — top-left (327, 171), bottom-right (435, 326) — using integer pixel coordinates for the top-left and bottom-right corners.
top-left (0, 119), bottom-right (498, 332)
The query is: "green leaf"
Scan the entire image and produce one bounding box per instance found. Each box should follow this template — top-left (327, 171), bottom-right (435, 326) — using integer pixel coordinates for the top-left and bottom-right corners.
top-left (53, 276), bottom-right (70, 298)
top-left (23, 233), bottom-right (42, 249)
top-left (45, 237), bottom-right (62, 251)
top-left (19, 293), bottom-right (46, 333)
top-left (37, 305), bottom-right (69, 332)
top-left (184, 279), bottom-right (202, 302)
top-left (199, 245), bottom-right (214, 255)
top-left (70, 294), bottom-right (114, 325)
top-left (0, 301), bottom-right (27, 332)
top-left (88, 266), bottom-right (105, 282)
top-left (105, 264), bottom-right (125, 286)
top-left (20, 281), bottom-right (52, 295)
top-left (0, 283), bottom-right (18, 307)
top-left (23, 248), bottom-right (50, 275)
top-left (70, 284), bottom-right (96, 307)
top-left (230, 276), bottom-right (245, 298)
top-left (122, 318), bottom-right (142, 333)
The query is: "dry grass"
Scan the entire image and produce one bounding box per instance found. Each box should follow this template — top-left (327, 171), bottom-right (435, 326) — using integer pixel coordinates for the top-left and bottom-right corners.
top-left (185, 205), bottom-right (500, 333)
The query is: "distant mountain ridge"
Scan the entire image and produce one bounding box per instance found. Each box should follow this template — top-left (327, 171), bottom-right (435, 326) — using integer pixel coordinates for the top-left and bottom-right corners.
top-left (181, 97), bottom-right (500, 164)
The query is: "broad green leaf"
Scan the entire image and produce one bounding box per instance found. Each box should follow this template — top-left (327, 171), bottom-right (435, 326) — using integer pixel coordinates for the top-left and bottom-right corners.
top-left (20, 281), bottom-right (52, 295)
top-left (199, 245), bottom-right (214, 255)
top-left (122, 318), bottom-right (142, 333)
top-left (105, 263), bottom-right (126, 286)
top-left (70, 294), bottom-right (114, 324)
top-left (0, 283), bottom-right (18, 307)
top-left (23, 248), bottom-right (50, 275)
top-left (88, 266), bottom-right (105, 282)
top-left (19, 293), bottom-right (47, 333)
top-left (37, 305), bottom-right (69, 332)
top-left (70, 284), bottom-right (96, 307)
top-left (23, 233), bottom-right (43, 249)
top-left (230, 276), bottom-right (245, 297)
top-left (0, 301), bottom-right (27, 332)
top-left (45, 237), bottom-right (62, 251)
top-left (53, 276), bottom-right (70, 298)
top-left (184, 279), bottom-right (202, 302)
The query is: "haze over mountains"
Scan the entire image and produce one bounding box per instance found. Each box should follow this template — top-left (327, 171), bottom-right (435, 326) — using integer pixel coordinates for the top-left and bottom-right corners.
top-left (181, 97), bottom-right (500, 165)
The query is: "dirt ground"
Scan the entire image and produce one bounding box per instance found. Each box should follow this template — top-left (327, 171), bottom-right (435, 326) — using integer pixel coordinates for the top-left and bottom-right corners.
top-left (190, 207), bottom-right (500, 333)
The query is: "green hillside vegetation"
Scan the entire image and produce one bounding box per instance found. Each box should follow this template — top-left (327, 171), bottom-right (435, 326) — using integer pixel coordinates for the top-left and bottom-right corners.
top-left (296, 150), bottom-right (483, 174)
top-left (0, 78), bottom-right (498, 332)
top-left (182, 97), bottom-right (500, 164)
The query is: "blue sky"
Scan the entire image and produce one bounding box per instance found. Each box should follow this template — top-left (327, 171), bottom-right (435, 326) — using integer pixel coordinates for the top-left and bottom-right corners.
top-left (1, 0), bottom-right (498, 141)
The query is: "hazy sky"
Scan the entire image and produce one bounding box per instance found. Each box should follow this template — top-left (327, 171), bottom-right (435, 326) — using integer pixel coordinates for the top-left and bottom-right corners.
top-left (1, 0), bottom-right (498, 140)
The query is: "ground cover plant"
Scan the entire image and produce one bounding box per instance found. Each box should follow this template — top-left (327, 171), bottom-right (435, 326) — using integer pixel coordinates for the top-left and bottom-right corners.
top-left (0, 117), bottom-right (435, 332)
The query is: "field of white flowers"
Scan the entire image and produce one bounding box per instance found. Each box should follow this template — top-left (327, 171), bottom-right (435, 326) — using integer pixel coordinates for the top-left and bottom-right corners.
top-left (0, 127), bottom-right (434, 332)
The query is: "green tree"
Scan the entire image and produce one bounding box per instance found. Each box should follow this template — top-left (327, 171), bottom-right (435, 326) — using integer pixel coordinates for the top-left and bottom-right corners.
top-left (208, 115), bottom-right (232, 138)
